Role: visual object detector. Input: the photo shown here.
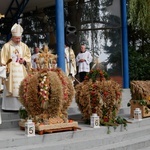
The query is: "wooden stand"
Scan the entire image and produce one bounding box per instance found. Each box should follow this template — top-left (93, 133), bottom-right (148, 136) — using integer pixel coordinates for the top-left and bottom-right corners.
top-left (19, 121), bottom-right (81, 135)
top-left (130, 100), bottom-right (150, 118)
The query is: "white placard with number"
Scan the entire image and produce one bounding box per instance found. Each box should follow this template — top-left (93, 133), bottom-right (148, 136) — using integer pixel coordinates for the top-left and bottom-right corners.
top-left (90, 113), bottom-right (100, 128)
top-left (25, 120), bottom-right (35, 137)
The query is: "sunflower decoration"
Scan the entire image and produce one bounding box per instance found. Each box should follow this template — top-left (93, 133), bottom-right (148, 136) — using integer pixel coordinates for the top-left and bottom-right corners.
top-left (75, 69), bottom-right (122, 123)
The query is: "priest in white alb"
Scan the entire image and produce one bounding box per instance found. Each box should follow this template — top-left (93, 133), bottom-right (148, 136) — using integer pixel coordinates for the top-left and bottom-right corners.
top-left (0, 23), bottom-right (31, 111)
top-left (65, 45), bottom-right (77, 80)
top-left (76, 43), bottom-right (93, 82)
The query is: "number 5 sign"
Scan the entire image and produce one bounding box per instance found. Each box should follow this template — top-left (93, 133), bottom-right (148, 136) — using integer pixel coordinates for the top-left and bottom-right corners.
top-left (25, 120), bottom-right (35, 137)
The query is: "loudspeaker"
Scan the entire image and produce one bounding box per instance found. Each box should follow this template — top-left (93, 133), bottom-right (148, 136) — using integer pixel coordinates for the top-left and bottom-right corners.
top-left (65, 25), bottom-right (77, 46)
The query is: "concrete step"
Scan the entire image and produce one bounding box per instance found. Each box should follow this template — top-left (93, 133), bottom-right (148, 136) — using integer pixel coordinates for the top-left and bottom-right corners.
top-left (86, 135), bottom-right (150, 150)
top-left (0, 119), bottom-right (19, 129)
top-left (1, 111), bottom-right (20, 120)
top-left (120, 88), bottom-right (131, 109)
top-left (139, 146), bottom-right (150, 150)
top-left (118, 107), bottom-right (130, 116)
top-left (96, 134), bottom-right (150, 150)
top-left (0, 111), bottom-right (20, 129)
top-left (1, 116), bottom-right (150, 149)
top-left (1, 122), bottom-right (150, 150)
top-left (67, 101), bottom-right (80, 115)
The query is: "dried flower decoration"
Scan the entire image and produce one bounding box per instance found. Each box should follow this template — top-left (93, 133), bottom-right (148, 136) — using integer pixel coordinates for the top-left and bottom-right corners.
top-left (19, 68), bottom-right (75, 124)
top-left (75, 69), bottom-right (122, 123)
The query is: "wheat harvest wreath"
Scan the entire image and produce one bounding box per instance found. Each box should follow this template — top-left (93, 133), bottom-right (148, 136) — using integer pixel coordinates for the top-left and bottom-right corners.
top-left (18, 46), bottom-right (79, 133)
top-left (75, 69), bottom-right (122, 124)
top-left (19, 68), bottom-right (75, 124)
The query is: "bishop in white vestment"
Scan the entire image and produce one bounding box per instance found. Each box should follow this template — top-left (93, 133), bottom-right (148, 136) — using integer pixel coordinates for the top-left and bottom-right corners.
top-left (1, 23), bottom-right (31, 111)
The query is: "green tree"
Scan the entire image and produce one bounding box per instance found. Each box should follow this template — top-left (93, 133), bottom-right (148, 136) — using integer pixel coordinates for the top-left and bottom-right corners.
top-left (128, 25), bottom-right (150, 80)
top-left (128, 0), bottom-right (150, 80)
top-left (128, 0), bottom-right (150, 33)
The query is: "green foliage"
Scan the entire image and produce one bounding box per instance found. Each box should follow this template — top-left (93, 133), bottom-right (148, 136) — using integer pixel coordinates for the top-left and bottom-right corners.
top-left (85, 69), bottom-right (110, 82)
top-left (19, 107), bottom-right (28, 119)
top-left (127, 102), bottom-right (131, 107)
top-left (128, 0), bottom-right (150, 32)
top-left (128, 21), bottom-right (150, 81)
top-left (129, 47), bottom-right (150, 80)
top-left (100, 116), bottom-right (130, 134)
top-left (131, 100), bottom-right (147, 106)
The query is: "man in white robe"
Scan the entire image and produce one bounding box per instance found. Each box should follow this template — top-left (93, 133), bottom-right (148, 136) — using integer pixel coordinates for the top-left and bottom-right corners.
top-left (76, 43), bottom-right (93, 82)
top-left (1, 23), bottom-right (31, 111)
top-left (65, 45), bottom-right (77, 79)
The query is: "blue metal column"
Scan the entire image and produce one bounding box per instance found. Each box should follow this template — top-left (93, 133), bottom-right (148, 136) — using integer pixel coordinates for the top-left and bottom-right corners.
top-left (55, 0), bottom-right (65, 72)
top-left (121, 0), bottom-right (129, 88)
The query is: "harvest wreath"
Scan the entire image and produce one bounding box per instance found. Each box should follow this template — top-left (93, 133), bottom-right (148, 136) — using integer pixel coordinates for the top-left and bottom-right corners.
top-left (18, 46), bottom-right (79, 133)
top-left (75, 69), bottom-right (122, 124)
top-left (19, 68), bottom-right (75, 125)
top-left (127, 80), bottom-right (150, 118)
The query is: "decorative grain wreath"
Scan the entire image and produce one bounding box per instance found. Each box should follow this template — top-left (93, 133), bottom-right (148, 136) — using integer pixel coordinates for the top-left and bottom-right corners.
top-left (75, 69), bottom-right (122, 122)
top-left (19, 68), bottom-right (75, 123)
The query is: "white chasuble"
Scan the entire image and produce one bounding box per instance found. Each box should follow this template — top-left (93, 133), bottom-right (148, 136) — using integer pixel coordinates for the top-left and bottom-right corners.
top-left (1, 40), bottom-right (31, 111)
top-left (65, 47), bottom-right (76, 77)
top-left (11, 63), bottom-right (27, 97)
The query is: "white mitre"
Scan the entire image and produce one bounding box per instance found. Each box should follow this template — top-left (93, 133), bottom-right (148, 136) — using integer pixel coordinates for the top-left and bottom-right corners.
top-left (11, 23), bottom-right (23, 36)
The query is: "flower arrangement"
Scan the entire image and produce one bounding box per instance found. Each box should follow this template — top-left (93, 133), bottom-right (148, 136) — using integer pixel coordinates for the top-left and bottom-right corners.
top-left (75, 69), bottom-right (122, 123)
